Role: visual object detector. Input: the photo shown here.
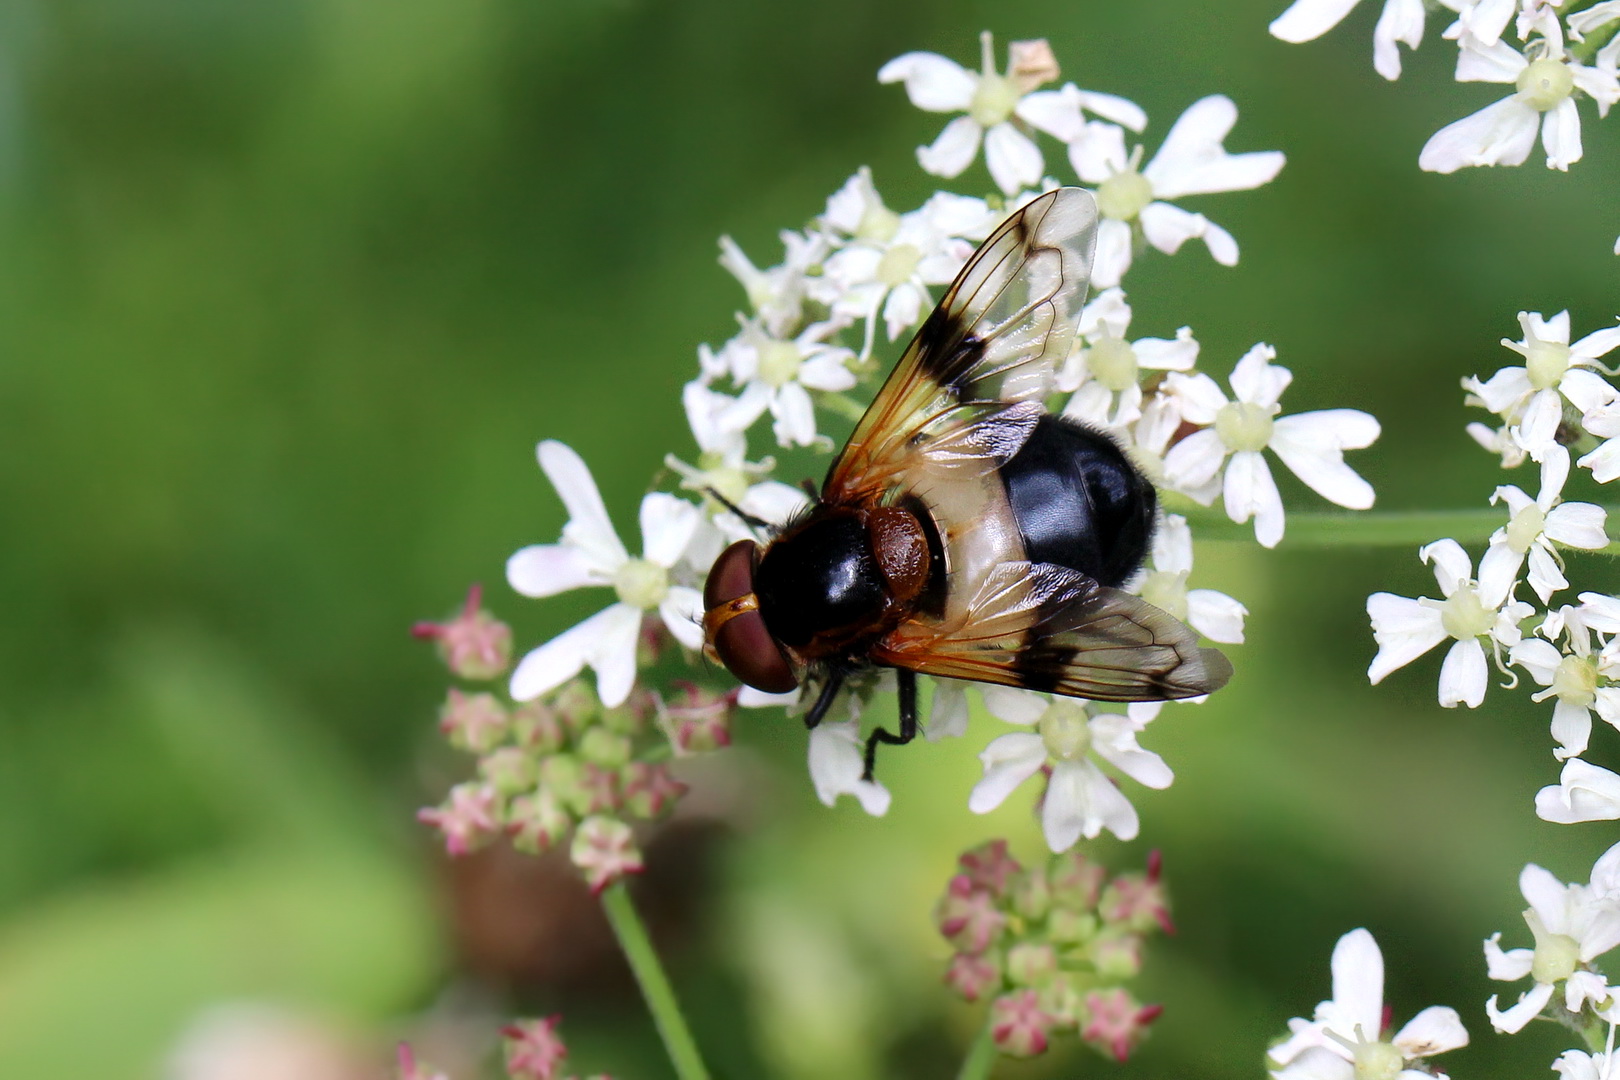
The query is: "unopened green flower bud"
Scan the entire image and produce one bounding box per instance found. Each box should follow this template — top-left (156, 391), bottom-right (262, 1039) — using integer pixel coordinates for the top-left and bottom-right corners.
top-left (1048, 850), bottom-right (1107, 911)
top-left (579, 727), bottom-right (633, 770)
top-left (1090, 930), bottom-right (1144, 980)
top-left (479, 747), bottom-right (538, 794)
top-left (553, 680), bottom-right (600, 731)
top-left (1010, 867), bottom-right (1052, 921)
top-left (1046, 906), bottom-right (1098, 946)
top-left (507, 788), bottom-right (573, 854)
top-left (600, 687), bottom-right (653, 736)
top-left (511, 701), bottom-right (567, 754)
top-left (540, 754), bottom-right (592, 817)
top-left (438, 689), bottom-right (510, 755)
top-left (1006, 941), bottom-right (1058, 988)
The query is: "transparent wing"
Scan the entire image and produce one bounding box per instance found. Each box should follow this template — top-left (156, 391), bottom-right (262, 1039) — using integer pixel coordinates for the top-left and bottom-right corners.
top-left (823, 187), bottom-right (1098, 506)
top-left (873, 562), bottom-right (1233, 702)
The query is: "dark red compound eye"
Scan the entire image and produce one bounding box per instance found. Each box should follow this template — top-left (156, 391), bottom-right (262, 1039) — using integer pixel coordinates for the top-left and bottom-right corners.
top-left (703, 540), bottom-right (798, 694)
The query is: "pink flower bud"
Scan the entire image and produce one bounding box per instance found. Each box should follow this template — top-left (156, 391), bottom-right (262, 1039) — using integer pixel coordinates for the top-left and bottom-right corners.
top-left (1005, 941), bottom-right (1058, 988)
top-left (990, 989), bottom-right (1055, 1058)
top-left (412, 584), bottom-right (512, 681)
top-left (512, 701), bottom-right (568, 754)
top-left (508, 789), bottom-right (573, 854)
top-left (601, 687), bottom-right (655, 736)
top-left (417, 782), bottom-right (500, 857)
top-left (622, 762), bottom-right (688, 819)
top-left (570, 816), bottom-right (644, 894)
top-left (660, 682), bottom-right (736, 755)
top-left (934, 875), bottom-right (1007, 955)
top-left (959, 839), bottom-right (1021, 897)
top-left (1045, 906), bottom-right (1098, 946)
top-left (944, 951), bottom-right (1001, 1002)
top-left (438, 689), bottom-right (510, 755)
top-left (1089, 931), bottom-right (1144, 980)
top-left (502, 1016), bottom-right (568, 1080)
top-left (553, 680), bottom-right (601, 731)
top-left (479, 747), bottom-right (539, 795)
top-left (578, 763), bottom-right (622, 814)
top-left (1009, 867), bottom-right (1051, 921)
top-left (1047, 850), bottom-right (1107, 911)
top-left (1080, 988), bottom-right (1161, 1063)
top-left (397, 1043), bottom-right (451, 1080)
top-left (1100, 850), bottom-right (1173, 935)
top-left (578, 727), bottom-right (632, 770)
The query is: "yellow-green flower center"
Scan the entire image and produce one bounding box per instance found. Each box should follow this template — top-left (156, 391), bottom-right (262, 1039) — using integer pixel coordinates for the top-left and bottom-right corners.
top-left (614, 558), bottom-right (669, 610)
top-left (1439, 587), bottom-right (1492, 641)
top-left (1352, 1039), bottom-right (1404, 1080)
top-left (1138, 570), bottom-right (1190, 621)
top-left (1215, 401), bottom-right (1276, 452)
top-left (1525, 338), bottom-right (1572, 391)
top-left (758, 340), bottom-right (803, 388)
top-left (1039, 699), bottom-right (1091, 761)
top-left (857, 201), bottom-right (901, 244)
top-left (1530, 927), bottom-right (1582, 984)
top-left (1088, 336), bottom-right (1140, 392)
top-left (969, 71), bottom-right (1018, 127)
top-left (1506, 503), bottom-right (1547, 552)
top-left (1517, 57), bottom-right (1575, 112)
top-left (1552, 654), bottom-right (1598, 707)
top-left (876, 243), bottom-right (923, 287)
top-left (1095, 169), bottom-right (1153, 222)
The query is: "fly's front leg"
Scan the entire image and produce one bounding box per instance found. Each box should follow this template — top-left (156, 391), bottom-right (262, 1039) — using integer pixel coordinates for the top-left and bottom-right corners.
top-left (802, 671), bottom-right (846, 730)
top-left (862, 669), bottom-right (917, 781)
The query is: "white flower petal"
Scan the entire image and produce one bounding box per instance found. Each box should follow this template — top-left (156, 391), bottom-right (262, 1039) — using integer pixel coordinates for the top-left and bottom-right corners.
top-left (1269, 0), bottom-right (1362, 43)
top-left (1074, 89), bottom-right (1148, 132)
top-left (1519, 863), bottom-right (1568, 929)
top-left (968, 732), bottom-right (1047, 813)
top-left (916, 115), bottom-right (983, 179)
top-left (1486, 982), bottom-right (1554, 1033)
top-left (1372, 0), bottom-right (1426, 80)
top-left (876, 52), bottom-right (977, 111)
top-left (1541, 96), bottom-right (1583, 172)
top-left (640, 493), bottom-right (701, 568)
top-left (509, 602), bottom-right (641, 705)
top-left (1270, 411), bottom-right (1380, 510)
top-left (1164, 428), bottom-right (1229, 490)
top-left (1367, 593), bottom-right (1448, 682)
top-left (1538, 758), bottom-right (1620, 823)
top-left (1224, 449), bottom-right (1285, 548)
top-left (926, 679), bottom-right (969, 741)
top-left (1419, 95), bottom-right (1539, 173)
top-left (1438, 637), bottom-right (1488, 708)
top-left (659, 585), bottom-right (706, 649)
top-left (507, 543), bottom-right (606, 598)
top-left (984, 122), bottom-right (1044, 195)
top-left (807, 721), bottom-right (891, 815)
top-left (1089, 217), bottom-right (1133, 288)
top-left (1392, 1005), bottom-right (1468, 1056)
top-left (1420, 538), bottom-right (1474, 596)
top-left (980, 685), bottom-right (1050, 725)
top-left (1068, 119), bottom-right (1129, 183)
top-left (539, 440), bottom-right (629, 569)
top-left (1484, 931), bottom-right (1536, 980)
top-left (1042, 758), bottom-right (1138, 848)
top-left (1326, 928), bottom-right (1386, 1036)
top-left (1188, 589), bottom-right (1248, 643)
top-left (1230, 342), bottom-right (1291, 406)
top-left (1143, 96), bottom-right (1285, 198)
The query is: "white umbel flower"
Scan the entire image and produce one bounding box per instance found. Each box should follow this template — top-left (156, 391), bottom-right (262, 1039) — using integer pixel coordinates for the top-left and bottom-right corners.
top-left (968, 696), bottom-right (1172, 850)
top-left (1135, 514), bottom-right (1248, 644)
top-left (507, 441), bottom-right (706, 707)
top-left (1462, 310), bottom-right (1620, 456)
top-left (879, 32), bottom-right (1135, 195)
top-left (1067, 96), bottom-right (1285, 287)
top-left (1480, 445), bottom-right (1609, 604)
top-left (717, 227), bottom-right (830, 339)
top-left (1366, 538), bottom-right (1533, 708)
top-left (1485, 862), bottom-right (1620, 1033)
top-left (1268, 928), bottom-right (1468, 1078)
top-left (1057, 287), bottom-right (1199, 430)
top-left (1270, 0), bottom-right (1457, 80)
top-left (714, 317), bottom-right (858, 448)
top-left (1163, 344), bottom-right (1380, 548)
top-left (1419, 19), bottom-right (1620, 173)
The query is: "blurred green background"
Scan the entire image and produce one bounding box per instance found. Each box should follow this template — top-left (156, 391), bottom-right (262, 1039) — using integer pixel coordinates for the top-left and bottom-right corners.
top-left (1, 0), bottom-right (1617, 1076)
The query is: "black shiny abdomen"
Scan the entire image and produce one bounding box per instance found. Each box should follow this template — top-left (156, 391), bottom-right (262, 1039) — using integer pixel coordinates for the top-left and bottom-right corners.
top-left (1001, 416), bottom-right (1155, 588)
top-left (755, 511), bottom-right (885, 649)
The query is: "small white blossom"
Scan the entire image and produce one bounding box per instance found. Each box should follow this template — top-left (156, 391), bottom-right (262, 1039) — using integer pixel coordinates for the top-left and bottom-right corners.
top-left (807, 720), bottom-right (891, 816)
top-left (1164, 344), bottom-right (1380, 548)
top-left (1482, 445), bottom-right (1609, 604)
top-left (1485, 862), bottom-right (1620, 1033)
top-left (1466, 418), bottom-right (1531, 469)
top-left (717, 227), bottom-right (830, 338)
top-left (1270, 0), bottom-right (1458, 80)
top-left (1067, 96), bottom-right (1285, 286)
top-left (1512, 629), bottom-right (1620, 761)
top-left (1580, 399), bottom-right (1620, 482)
top-left (714, 317), bottom-right (857, 448)
top-left (814, 168), bottom-right (991, 345)
top-left (1554, 1047), bottom-right (1620, 1080)
top-left (1538, 757), bottom-right (1620, 823)
top-left (1463, 310), bottom-right (1620, 456)
top-left (879, 33), bottom-right (1127, 194)
top-left (1367, 538), bottom-right (1533, 708)
top-left (1135, 514), bottom-right (1248, 643)
top-left (1420, 20), bottom-right (1620, 174)
top-left (1057, 288), bottom-right (1200, 430)
top-left (507, 441), bottom-right (706, 707)
top-left (968, 696), bottom-right (1172, 850)
top-left (665, 383), bottom-right (809, 545)
top-left (1269, 928), bottom-right (1468, 1078)
top-left (925, 679), bottom-right (1047, 742)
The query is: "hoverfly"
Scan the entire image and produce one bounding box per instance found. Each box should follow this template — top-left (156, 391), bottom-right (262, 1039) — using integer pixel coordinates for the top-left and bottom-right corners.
top-left (702, 187), bottom-right (1232, 779)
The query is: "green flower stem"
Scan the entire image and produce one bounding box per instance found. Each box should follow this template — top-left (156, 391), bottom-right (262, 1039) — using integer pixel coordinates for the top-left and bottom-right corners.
top-left (1183, 507), bottom-right (1620, 553)
top-left (956, 1016), bottom-right (999, 1080)
top-left (599, 881), bottom-right (712, 1080)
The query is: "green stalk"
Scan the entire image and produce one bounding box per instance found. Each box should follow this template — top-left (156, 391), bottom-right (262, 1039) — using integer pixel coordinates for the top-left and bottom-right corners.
top-left (1182, 506), bottom-right (1620, 552)
top-left (956, 1016), bottom-right (999, 1080)
top-left (599, 881), bottom-right (712, 1080)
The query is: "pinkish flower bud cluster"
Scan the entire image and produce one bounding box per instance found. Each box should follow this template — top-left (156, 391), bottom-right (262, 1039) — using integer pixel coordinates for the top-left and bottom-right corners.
top-left (414, 586), bottom-right (736, 894)
top-left (935, 840), bottom-right (1169, 1062)
top-left (397, 1016), bottom-right (613, 1080)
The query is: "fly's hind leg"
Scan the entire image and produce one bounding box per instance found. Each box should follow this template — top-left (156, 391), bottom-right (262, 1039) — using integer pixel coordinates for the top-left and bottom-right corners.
top-left (862, 669), bottom-right (917, 781)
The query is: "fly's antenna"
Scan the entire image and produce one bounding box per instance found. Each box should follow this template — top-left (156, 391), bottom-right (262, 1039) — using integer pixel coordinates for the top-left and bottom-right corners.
top-left (703, 488), bottom-right (775, 533)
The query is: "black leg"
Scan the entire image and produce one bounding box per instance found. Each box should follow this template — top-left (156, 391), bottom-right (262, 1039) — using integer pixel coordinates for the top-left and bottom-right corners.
top-left (802, 671), bottom-right (846, 730)
top-left (702, 487), bottom-right (775, 531)
top-left (862, 669), bottom-right (917, 781)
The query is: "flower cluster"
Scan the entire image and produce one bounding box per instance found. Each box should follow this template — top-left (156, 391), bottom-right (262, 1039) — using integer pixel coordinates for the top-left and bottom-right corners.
top-left (398, 1017), bottom-right (611, 1080)
top-left (936, 840), bottom-right (1172, 1062)
top-left (414, 586), bottom-right (720, 894)
top-left (1270, 0), bottom-right (1620, 177)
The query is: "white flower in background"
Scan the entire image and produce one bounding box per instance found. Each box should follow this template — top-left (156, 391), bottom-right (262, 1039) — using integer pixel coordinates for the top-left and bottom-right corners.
top-left (807, 720), bottom-right (891, 816)
top-left (1446, 0), bottom-right (1517, 48)
top-left (506, 441), bottom-right (706, 707)
top-left (1420, 17), bottom-right (1620, 173)
top-left (717, 227), bottom-right (830, 338)
top-left (1268, 928), bottom-right (1468, 1079)
top-left (1580, 399), bottom-right (1620, 482)
top-left (666, 382), bottom-right (809, 544)
top-left (1366, 538), bottom-right (1533, 708)
top-left (1463, 310), bottom-right (1620, 455)
top-left (1569, 2), bottom-right (1620, 43)
top-left (1163, 344), bottom-right (1380, 548)
top-left (1466, 417), bottom-right (1530, 469)
top-left (1480, 445), bottom-right (1608, 604)
top-left (1269, 0), bottom-right (1464, 79)
top-left (814, 168), bottom-right (991, 345)
top-left (1135, 514), bottom-right (1248, 644)
top-left (1511, 636), bottom-right (1620, 762)
top-left (1485, 862), bottom-right (1620, 1033)
top-left (713, 317), bottom-right (857, 448)
top-left (1555, 1047), bottom-right (1620, 1080)
top-left (1067, 96), bottom-right (1285, 287)
top-left (968, 695), bottom-right (1172, 850)
top-left (1538, 757), bottom-right (1620, 823)
top-left (1057, 288), bottom-right (1199, 430)
top-left (879, 32), bottom-right (1122, 194)
top-left (926, 679), bottom-right (1050, 742)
